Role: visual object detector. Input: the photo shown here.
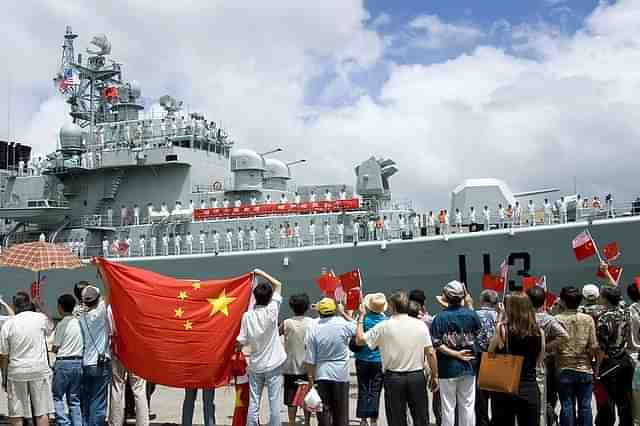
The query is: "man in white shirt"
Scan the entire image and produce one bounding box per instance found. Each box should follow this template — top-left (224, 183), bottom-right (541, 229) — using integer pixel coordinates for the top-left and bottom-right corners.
top-left (199, 230), bottom-right (206, 253)
top-left (514, 201), bottom-right (522, 227)
top-left (250, 196), bottom-right (258, 206)
top-left (133, 204), bottom-right (140, 226)
top-left (352, 219), bottom-right (360, 243)
top-left (367, 219), bottom-right (376, 241)
top-left (147, 203), bottom-right (155, 224)
top-left (356, 291), bottom-right (439, 426)
top-left (560, 196), bottom-right (568, 224)
top-left (212, 230), bottom-right (220, 253)
top-left (309, 221), bottom-right (316, 246)
top-left (226, 229), bottom-right (233, 252)
top-left (0, 293), bottom-right (54, 426)
top-left (309, 191), bottom-right (317, 203)
top-left (427, 211), bottom-right (436, 236)
top-left (120, 205), bottom-right (128, 227)
top-left (324, 189), bottom-right (332, 202)
top-left (52, 295), bottom-right (84, 426)
top-left (412, 214), bottom-right (421, 237)
top-left (223, 198), bottom-right (230, 209)
top-left (174, 234), bottom-right (182, 255)
top-left (279, 224), bottom-right (287, 248)
top-left (454, 209), bottom-right (463, 233)
top-left (162, 233), bottom-right (169, 256)
top-left (185, 232), bottom-right (193, 254)
top-left (200, 199), bottom-right (207, 210)
top-left (238, 228), bottom-right (245, 251)
top-left (234, 199), bottom-right (242, 208)
top-left (139, 235), bottom-right (146, 257)
top-left (211, 198), bottom-right (219, 209)
top-left (236, 270), bottom-right (286, 426)
top-left (249, 227), bottom-right (257, 250)
top-left (498, 204), bottom-right (505, 229)
top-left (150, 235), bottom-right (157, 257)
top-left (528, 200), bottom-right (536, 226)
top-left (483, 206), bottom-right (491, 230)
top-left (294, 223), bottom-right (302, 247)
top-left (340, 187), bottom-right (347, 200)
top-left (544, 198), bottom-right (553, 225)
top-left (79, 286), bottom-right (113, 426)
top-left (469, 207), bottom-right (477, 228)
top-left (264, 225), bottom-right (272, 249)
top-left (102, 237), bottom-right (110, 257)
top-left (294, 192), bottom-right (301, 204)
top-left (280, 194), bottom-right (288, 205)
top-left (398, 214), bottom-right (406, 238)
top-left (337, 221), bottom-right (344, 244)
top-left (324, 221), bottom-right (331, 245)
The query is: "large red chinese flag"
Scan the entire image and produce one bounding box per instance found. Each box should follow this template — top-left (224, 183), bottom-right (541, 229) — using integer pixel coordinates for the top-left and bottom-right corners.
top-left (572, 231), bottom-right (597, 262)
top-left (95, 257), bottom-right (252, 388)
top-left (315, 271), bottom-right (340, 296)
top-left (339, 269), bottom-right (362, 292)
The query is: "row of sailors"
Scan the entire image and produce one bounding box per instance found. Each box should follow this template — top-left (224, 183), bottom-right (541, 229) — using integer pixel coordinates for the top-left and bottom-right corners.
top-left (105, 189), bottom-right (351, 226)
top-left (101, 221), bottom-right (351, 257)
top-left (427, 196), bottom-right (615, 235)
top-left (15, 157), bottom-right (48, 177)
top-left (94, 116), bottom-right (226, 147)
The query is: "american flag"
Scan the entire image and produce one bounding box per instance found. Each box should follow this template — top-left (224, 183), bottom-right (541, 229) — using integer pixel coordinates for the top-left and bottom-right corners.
top-left (58, 68), bottom-right (78, 93)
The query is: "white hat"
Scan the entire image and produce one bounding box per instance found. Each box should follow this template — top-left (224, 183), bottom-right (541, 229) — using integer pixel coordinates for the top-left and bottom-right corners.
top-left (436, 280), bottom-right (466, 308)
top-left (582, 284), bottom-right (600, 301)
top-left (364, 293), bottom-right (387, 314)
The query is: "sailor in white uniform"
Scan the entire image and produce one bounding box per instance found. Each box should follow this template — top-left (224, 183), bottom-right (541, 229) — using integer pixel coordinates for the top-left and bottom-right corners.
top-left (498, 204), bottom-right (505, 228)
top-left (469, 207), bottom-right (477, 228)
top-left (280, 194), bottom-right (288, 204)
top-left (199, 230), bottom-right (206, 253)
top-left (264, 225), bottom-right (272, 249)
top-left (249, 227), bottom-right (257, 250)
top-left (147, 203), bottom-right (154, 223)
top-left (544, 198), bottom-right (553, 225)
top-left (309, 220), bottom-right (316, 246)
top-left (172, 201), bottom-right (183, 215)
top-left (398, 214), bottom-right (406, 238)
top-left (367, 219), bottom-right (375, 241)
top-left (352, 219), bottom-right (360, 243)
top-left (294, 192), bottom-right (301, 204)
top-left (200, 199), bottom-right (207, 210)
top-left (162, 234), bottom-right (170, 256)
top-left (87, 151), bottom-right (94, 169)
top-left (174, 233), bottom-right (182, 255)
top-left (150, 235), bottom-right (157, 256)
top-left (226, 229), bottom-right (233, 252)
top-left (279, 224), bottom-right (286, 248)
top-left (102, 237), bottom-right (110, 257)
top-left (133, 204), bottom-right (140, 225)
top-left (186, 232), bottom-right (193, 254)
top-left (412, 214), bottom-right (420, 237)
top-left (18, 160), bottom-right (24, 176)
top-left (427, 212), bottom-right (436, 236)
top-left (212, 230), bottom-right (220, 253)
top-left (294, 223), bottom-right (302, 247)
top-left (189, 200), bottom-right (195, 212)
top-left (124, 237), bottom-right (132, 257)
top-left (514, 201), bottom-right (522, 227)
top-left (483, 206), bottom-right (491, 230)
top-left (528, 200), bottom-right (536, 226)
top-left (337, 222), bottom-right (344, 244)
top-left (443, 210), bottom-right (450, 235)
top-left (454, 209), bottom-right (463, 233)
top-left (79, 238), bottom-right (86, 258)
top-left (309, 191), bottom-right (317, 203)
top-left (234, 199), bottom-right (242, 208)
top-left (340, 188), bottom-right (347, 200)
top-left (112, 239), bottom-right (121, 258)
top-left (223, 198), bottom-right (230, 209)
top-left (139, 235), bottom-right (146, 257)
top-left (324, 189), bottom-right (332, 202)
top-left (211, 198), bottom-right (219, 209)
top-left (559, 197), bottom-right (568, 224)
top-left (324, 221), bottom-right (331, 245)
top-left (265, 194), bottom-right (273, 205)
top-left (382, 216), bottom-right (390, 240)
top-left (120, 205), bottom-right (127, 227)
top-left (250, 196), bottom-right (258, 206)
top-left (160, 202), bottom-right (169, 217)
top-left (237, 227), bottom-right (245, 251)
top-left (107, 206), bottom-right (114, 227)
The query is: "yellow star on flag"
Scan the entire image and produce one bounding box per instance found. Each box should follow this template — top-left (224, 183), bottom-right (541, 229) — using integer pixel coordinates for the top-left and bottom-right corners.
top-left (208, 289), bottom-right (236, 317)
top-left (235, 386), bottom-right (245, 407)
top-left (192, 282), bottom-right (201, 290)
top-left (184, 320), bottom-right (193, 330)
top-left (174, 307), bottom-right (185, 318)
top-left (178, 291), bottom-right (188, 302)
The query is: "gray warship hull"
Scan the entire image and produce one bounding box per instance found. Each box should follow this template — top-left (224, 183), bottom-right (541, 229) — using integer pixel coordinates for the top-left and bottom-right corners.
top-left (3, 217), bottom-right (638, 312)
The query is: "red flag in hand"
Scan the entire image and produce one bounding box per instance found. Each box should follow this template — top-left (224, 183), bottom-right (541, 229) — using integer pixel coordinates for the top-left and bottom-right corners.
top-left (545, 291), bottom-right (558, 309)
top-left (231, 383), bottom-right (250, 426)
top-left (603, 242), bottom-right (620, 261)
top-left (635, 276), bottom-right (640, 290)
top-left (482, 274), bottom-right (505, 292)
top-left (338, 269), bottom-right (362, 292)
top-left (316, 271), bottom-right (340, 296)
top-left (573, 231), bottom-right (597, 261)
top-left (345, 287), bottom-right (362, 311)
top-left (522, 276), bottom-right (540, 292)
top-left (95, 257), bottom-right (252, 388)
top-left (597, 264), bottom-right (623, 285)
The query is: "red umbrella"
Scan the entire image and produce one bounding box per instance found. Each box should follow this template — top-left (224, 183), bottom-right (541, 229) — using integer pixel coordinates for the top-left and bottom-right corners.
top-left (0, 242), bottom-right (83, 297)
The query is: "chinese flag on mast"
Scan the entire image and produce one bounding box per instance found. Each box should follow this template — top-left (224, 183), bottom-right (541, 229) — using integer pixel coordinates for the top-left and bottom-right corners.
top-left (572, 231), bottom-right (597, 262)
top-left (95, 258), bottom-right (252, 388)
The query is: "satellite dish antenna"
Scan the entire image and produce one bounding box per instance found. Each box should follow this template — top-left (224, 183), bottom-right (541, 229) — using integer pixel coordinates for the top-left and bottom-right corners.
top-left (159, 95), bottom-right (183, 116)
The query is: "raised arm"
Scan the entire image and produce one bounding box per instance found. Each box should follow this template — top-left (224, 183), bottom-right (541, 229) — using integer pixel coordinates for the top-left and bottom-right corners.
top-left (0, 299), bottom-right (14, 316)
top-left (253, 269), bottom-right (282, 294)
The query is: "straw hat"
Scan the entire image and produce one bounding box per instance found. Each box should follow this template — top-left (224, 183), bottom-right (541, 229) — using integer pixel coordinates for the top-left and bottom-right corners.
top-left (435, 280), bottom-right (465, 309)
top-left (364, 293), bottom-right (387, 314)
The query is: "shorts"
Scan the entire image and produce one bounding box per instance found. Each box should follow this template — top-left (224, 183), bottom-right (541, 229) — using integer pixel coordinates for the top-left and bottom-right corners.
top-left (284, 374), bottom-right (307, 406)
top-left (7, 376), bottom-right (54, 418)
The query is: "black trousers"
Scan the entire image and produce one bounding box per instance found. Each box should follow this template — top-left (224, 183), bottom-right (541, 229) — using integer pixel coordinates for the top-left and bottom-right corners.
top-left (597, 355), bottom-right (634, 426)
top-left (355, 360), bottom-right (384, 419)
top-left (316, 380), bottom-right (349, 426)
top-left (491, 380), bottom-right (540, 426)
top-left (475, 388), bottom-right (493, 426)
top-left (383, 370), bottom-right (429, 426)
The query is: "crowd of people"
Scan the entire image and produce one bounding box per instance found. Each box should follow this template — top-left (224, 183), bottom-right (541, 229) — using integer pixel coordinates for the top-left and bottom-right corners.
top-left (1, 264), bottom-right (639, 426)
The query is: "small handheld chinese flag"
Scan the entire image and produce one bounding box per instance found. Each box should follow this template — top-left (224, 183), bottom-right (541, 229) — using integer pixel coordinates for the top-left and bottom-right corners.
top-left (603, 242), bottom-right (620, 261)
top-left (338, 269), bottom-right (362, 292)
top-left (522, 276), bottom-right (540, 292)
top-left (572, 231), bottom-right (597, 262)
top-left (345, 287), bottom-right (362, 311)
top-left (315, 271), bottom-right (340, 297)
top-left (95, 257), bottom-right (252, 388)
top-left (482, 274), bottom-right (504, 292)
top-left (597, 264), bottom-right (623, 285)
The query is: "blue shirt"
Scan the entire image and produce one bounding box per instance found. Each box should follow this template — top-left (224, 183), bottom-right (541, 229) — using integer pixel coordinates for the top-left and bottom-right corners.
top-left (79, 301), bottom-right (112, 367)
top-left (475, 307), bottom-right (497, 352)
top-left (355, 312), bottom-right (385, 363)
top-left (431, 306), bottom-right (481, 379)
top-left (304, 316), bottom-right (356, 382)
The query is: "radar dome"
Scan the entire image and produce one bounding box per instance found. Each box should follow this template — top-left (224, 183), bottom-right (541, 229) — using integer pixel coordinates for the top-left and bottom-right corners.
top-left (230, 149), bottom-right (265, 172)
top-left (264, 158), bottom-right (290, 180)
top-left (129, 81), bottom-right (141, 99)
top-left (59, 123), bottom-right (83, 150)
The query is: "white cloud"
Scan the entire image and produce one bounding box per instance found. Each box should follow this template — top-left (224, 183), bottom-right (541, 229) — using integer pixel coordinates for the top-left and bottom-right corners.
top-left (407, 14), bottom-right (485, 50)
top-left (371, 13), bottom-right (391, 28)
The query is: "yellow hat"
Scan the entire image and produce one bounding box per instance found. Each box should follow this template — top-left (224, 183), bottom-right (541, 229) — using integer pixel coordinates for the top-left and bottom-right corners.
top-left (317, 298), bottom-right (337, 315)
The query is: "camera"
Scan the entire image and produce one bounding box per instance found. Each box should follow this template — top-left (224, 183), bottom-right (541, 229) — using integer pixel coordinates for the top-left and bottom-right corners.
top-left (97, 353), bottom-right (108, 366)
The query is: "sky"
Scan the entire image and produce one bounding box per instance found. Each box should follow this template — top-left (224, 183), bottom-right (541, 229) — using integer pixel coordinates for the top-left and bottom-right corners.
top-left (1, 0), bottom-right (639, 210)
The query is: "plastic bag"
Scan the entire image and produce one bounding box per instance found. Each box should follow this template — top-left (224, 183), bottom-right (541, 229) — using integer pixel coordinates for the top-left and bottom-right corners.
top-left (304, 387), bottom-right (322, 410)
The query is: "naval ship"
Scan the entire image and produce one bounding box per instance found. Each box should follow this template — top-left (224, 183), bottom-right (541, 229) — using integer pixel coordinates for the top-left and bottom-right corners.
top-left (1, 27), bottom-right (639, 310)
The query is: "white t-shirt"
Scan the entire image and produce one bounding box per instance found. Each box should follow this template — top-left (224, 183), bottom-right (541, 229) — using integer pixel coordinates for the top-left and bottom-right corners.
top-left (79, 302), bottom-right (112, 366)
top-left (282, 316), bottom-right (313, 375)
top-left (0, 311), bottom-right (53, 381)
top-left (365, 314), bottom-right (432, 372)
top-left (53, 316), bottom-right (84, 358)
top-left (237, 293), bottom-right (287, 374)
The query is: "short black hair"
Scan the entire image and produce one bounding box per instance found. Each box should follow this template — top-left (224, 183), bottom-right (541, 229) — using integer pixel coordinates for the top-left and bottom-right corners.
top-left (253, 282), bottom-right (274, 306)
top-left (628, 283), bottom-right (640, 303)
top-left (409, 289), bottom-right (426, 307)
top-left (74, 281), bottom-right (90, 301)
top-left (408, 300), bottom-right (421, 318)
top-left (389, 291), bottom-right (409, 314)
top-left (13, 292), bottom-right (32, 314)
top-left (560, 286), bottom-right (582, 310)
top-left (57, 294), bottom-right (76, 313)
top-left (601, 286), bottom-right (621, 306)
top-left (526, 286), bottom-right (546, 309)
top-left (289, 294), bottom-right (310, 315)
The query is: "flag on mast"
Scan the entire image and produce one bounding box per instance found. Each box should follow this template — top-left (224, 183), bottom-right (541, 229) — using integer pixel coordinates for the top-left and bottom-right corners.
top-left (572, 231), bottom-right (597, 261)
